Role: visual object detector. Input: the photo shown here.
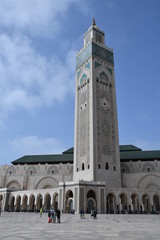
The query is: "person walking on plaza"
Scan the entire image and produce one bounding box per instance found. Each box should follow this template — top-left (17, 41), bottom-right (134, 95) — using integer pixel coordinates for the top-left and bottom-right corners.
top-left (40, 208), bottom-right (42, 217)
top-left (91, 209), bottom-right (94, 219)
top-left (53, 210), bottom-right (56, 223)
top-left (93, 209), bottom-right (97, 219)
top-left (51, 209), bottom-right (54, 223)
top-left (48, 210), bottom-right (52, 223)
top-left (80, 209), bottom-right (85, 219)
top-left (56, 209), bottom-right (61, 223)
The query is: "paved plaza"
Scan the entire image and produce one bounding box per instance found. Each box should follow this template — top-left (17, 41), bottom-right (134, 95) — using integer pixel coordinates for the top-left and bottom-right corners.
top-left (0, 213), bottom-right (160, 240)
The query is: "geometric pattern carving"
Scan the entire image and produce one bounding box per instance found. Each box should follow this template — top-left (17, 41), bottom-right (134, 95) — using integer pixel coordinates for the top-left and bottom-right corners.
top-left (146, 184), bottom-right (159, 190)
top-left (80, 73), bottom-right (87, 85)
top-left (47, 166), bottom-right (59, 175)
top-left (121, 163), bottom-right (130, 173)
top-left (26, 166), bottom-right (37, 176)
top-left (35, 177), bottom-right (58, 189)
top-left (101, 120), bottom-right (110, 136)
top-left (5, 166), bottom-right (16, 175)
top-left (80, 124), bottom-right (86, 139)
top-left (96, 74), bottom-right (112, 158)
top-left (102, 144), bottom-right (111, 155)
top-left (138, 174), bottom-right (160, 189)
top-left (100, 71), bottom-right (108, 80)
top-left (142, 163), bottom-right (155, 173)
top-left (6, 180), bottom-right (21, 190)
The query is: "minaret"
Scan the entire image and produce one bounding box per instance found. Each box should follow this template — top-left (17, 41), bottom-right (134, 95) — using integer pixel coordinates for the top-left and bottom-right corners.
top-left (73, 20), bottom-right (121, 188)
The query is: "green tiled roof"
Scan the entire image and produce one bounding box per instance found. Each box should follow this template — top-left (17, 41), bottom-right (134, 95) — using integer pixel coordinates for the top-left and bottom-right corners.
top-left (12, 154), bottom-right (73, 165)
top-left (119, 145), bottom-right (142, 152)
top-left (62, 148), bottom-right (74, 154)
top-left (11, 145), bottom-right (160, 165)
top-left (120, 150), bottom-right (160, 161)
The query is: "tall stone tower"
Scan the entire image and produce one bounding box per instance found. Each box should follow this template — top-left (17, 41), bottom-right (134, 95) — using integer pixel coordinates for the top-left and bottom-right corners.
top-left (74, 20), bottom-right (121, 188)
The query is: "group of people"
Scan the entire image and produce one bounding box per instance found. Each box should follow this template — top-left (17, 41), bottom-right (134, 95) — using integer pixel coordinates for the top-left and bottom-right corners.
top-left (80, 209), bottom-right (97, 219)
top-left (48, 209), bottom-right (61, 223)
top-left (39, 208), bottom-right (61, 223)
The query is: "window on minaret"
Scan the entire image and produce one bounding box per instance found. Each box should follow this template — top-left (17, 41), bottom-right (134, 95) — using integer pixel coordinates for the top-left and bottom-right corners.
top-left (105, 162), bottom-right (109, 170)
top-left (96, 33), bottom-right (102, 43)
top-left (98, 163), bottom-right (101, 169)
top-left (88, 164), bottom-right (90, 169)
top-left (82, 163), bottom-right (84, 171)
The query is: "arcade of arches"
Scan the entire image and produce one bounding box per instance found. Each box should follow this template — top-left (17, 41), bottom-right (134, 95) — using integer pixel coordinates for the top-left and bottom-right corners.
top-left (6, 189), bottom-right (160, 214)
top-left (8, 192), bottom-right (59, 212)
top-left (106, 192), bottom-right (160, 213)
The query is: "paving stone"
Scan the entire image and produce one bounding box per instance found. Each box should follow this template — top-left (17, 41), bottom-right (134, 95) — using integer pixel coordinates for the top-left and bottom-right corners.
top-left (0, 213), bottom-right (160, 239)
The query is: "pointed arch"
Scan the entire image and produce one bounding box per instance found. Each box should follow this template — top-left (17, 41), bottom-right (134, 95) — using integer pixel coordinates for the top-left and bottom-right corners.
top-left (65, 190), bottom-right (73, 213)
top-left (106, 193), bottom-right (116, 214)
top-left (44, 192), bottom-right (51, 211)
top-left (29, 194), bottom-right (35, 212)
top-left (22, 195), bottom-right (28, 212)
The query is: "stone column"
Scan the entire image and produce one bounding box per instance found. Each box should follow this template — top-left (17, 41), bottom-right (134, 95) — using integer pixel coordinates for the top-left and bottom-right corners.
top-left (99, 188), bottom-right (105, 214)
top-left (74, 187), bottom-right (78, 213)
top-left (58, 187), bottom-right (64, 212)
top-left (50, 194), bottom-right (53, 209)
top-left (128, 198), bottom-right (132, 213)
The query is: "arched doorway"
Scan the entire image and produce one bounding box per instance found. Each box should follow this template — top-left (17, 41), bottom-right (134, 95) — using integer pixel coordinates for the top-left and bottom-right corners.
top-left (119, 193), bottom-right (128, 213)
top-left (65, 190), bottom-right (73, 213)
top-left (29, 195), bottom-right (35, 212)
top-left (44, 193), bottom-right (51, 211)
top-left (153, 195), bottom-right (159, 212)
top-left (9, 196), bottom-right (15, 212)
top-left (87, 190), bottom-right (96, 213)
top-left (52, 193), bottom-right (58, 211)
top-left (16, 195), bottom-right (21, 212)
top-left (22, 195), bottom-right (28, 212)
top-left (142, 194), bottom-right (150, 213)
top-left (131, 194), bottom-right (139, 213)
top-left (36, 194), bottom-right (43, 211)
top-left (106, 193), bottom-right (116, 213)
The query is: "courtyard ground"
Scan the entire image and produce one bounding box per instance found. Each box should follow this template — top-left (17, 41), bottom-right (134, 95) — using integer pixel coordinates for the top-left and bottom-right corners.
top-left (0, 212), bottom-right (160, 240)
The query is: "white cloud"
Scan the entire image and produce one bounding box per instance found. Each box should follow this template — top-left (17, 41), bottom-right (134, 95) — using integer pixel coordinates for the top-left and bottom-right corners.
top-left (10, 135), bottom-right (65, 156)
top-left (0, 0), bottom-right (90, 38)
top-left (0, 0), bottom-right (76, 37)
top-left (0, 135), bottom-right (66, 165)
top-left (0, 33), bottom-right (76, 116)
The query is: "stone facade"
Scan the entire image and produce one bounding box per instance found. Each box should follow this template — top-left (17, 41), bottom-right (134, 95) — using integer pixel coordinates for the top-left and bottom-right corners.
top-left (0, 21), bottom-right (160, 214)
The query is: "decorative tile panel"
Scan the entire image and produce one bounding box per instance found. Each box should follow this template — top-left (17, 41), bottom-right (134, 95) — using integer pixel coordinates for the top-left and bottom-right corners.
top-left (85, 63), bottom-right (90, 69)
top-left (95, 62), bottom-right (102, 68)
top-left (76, 44), bottom-right (92, 69)
top-left (76, 43), bottom-right (114, 70)
top-left (92, 43), bottom-right (114, 64)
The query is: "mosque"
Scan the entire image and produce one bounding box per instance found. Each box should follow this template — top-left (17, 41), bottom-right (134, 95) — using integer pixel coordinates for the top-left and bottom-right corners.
top-left (0, 20), bottom-right (160, 214)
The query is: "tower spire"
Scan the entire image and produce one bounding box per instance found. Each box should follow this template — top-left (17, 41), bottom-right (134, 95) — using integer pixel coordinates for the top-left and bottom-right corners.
top-left (92, 18), bottom-right (96, 27)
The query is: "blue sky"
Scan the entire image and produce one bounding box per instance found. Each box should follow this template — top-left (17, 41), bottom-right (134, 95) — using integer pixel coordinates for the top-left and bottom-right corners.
top-left (0, 0), bottom-right (160, 165)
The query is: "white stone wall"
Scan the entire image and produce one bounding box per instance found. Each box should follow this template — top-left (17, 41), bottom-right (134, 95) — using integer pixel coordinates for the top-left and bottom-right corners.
top-left (0, 163), bottom-right (73, 190)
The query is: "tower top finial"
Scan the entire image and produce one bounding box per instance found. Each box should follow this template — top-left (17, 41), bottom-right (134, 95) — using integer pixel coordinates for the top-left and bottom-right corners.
top-left (92, 18), bottom-right (96, 27)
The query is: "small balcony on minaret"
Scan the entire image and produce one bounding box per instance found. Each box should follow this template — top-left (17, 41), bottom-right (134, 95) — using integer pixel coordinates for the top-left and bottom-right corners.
top-left (84, 18), bottom-right (105, 47)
